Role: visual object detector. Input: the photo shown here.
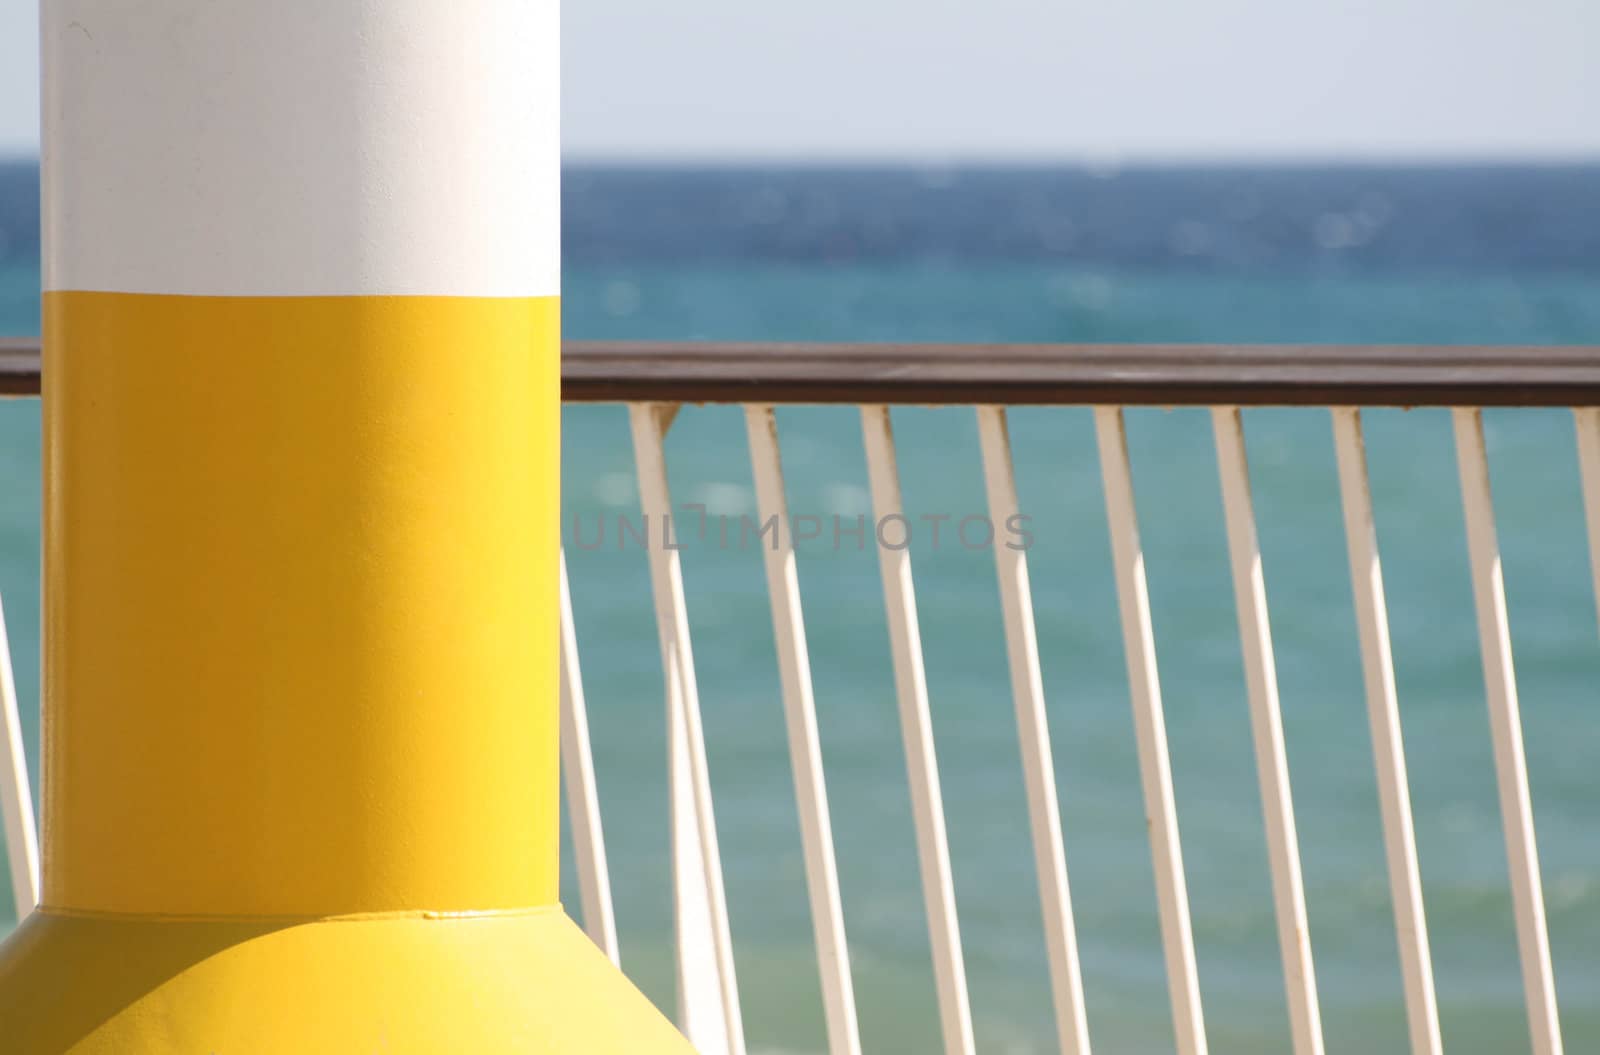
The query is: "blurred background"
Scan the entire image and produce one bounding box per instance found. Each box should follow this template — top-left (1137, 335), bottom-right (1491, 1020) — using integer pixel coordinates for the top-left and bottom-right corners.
top-left (2, 2), bottom-right (1599, 1052)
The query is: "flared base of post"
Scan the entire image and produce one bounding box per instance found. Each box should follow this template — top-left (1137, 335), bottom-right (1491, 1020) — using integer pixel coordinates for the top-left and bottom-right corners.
top-left (0, 905), bottom-right (694, 1053)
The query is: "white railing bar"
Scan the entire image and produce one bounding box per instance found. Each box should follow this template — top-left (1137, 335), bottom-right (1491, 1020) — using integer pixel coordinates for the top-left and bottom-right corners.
top-left (630, 402), bottom-right (748, 1055)
top-left (1092, 406), bottom-right (1209, 1055)
top-left (558, 549), bottom-right (621, 965)
top-left (975, 406), bottom-right (1092, 1055)
top-left (1211, 407), bottom-right (1326, 1055)
top-left (1451, 407), bottom-right (1565, 1055)
top-left (0, 593), bottom-right (40, 921)
top-left (1573, 408), bottom-right (1600, 631)
top-left (859, 404), bottom-right (977, 1055)
top-left (1329, 408), bottom-right (1443, 1055)
top-left (744, 405), bottom-right (864, 1055)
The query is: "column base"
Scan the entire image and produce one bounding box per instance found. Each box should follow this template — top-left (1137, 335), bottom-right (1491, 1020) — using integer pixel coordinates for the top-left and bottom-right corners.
top-left (0, 905), bottom-right (695, 1053)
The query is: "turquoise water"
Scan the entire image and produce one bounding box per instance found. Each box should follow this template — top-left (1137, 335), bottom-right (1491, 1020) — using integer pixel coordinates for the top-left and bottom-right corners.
top-left (3, 167), bottom-right (1600, 1052)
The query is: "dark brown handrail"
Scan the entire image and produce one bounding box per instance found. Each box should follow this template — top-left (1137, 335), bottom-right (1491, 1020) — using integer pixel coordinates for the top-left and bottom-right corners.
top-left (5, 336), bottom-right (1600, 406)
top-left (0, 338), bottom-right (41, 398)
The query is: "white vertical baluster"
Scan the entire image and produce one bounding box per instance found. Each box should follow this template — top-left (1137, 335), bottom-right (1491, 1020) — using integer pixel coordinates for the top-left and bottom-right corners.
top-left (744, 405), bottom-right (863, 1055)
top-left (1573, 408), bottom-right (1600, 630)
top-left (859, 405), bottom-right (977, 1055)
top-left (1330, 408), bottom-right (1443, 1055)
top-left (559, 550), bottom-right (621, 965)
top-left (975, 406), bottom-right (1092, 1055)
top-left (1093, 406), bottom-right (1208, 1055)
top-left (1452, 408), bottom-right (1564, 1055)
top-left (630, 402), bottom-right (747, 1055)
top-left (0, 593), bottom-right (40, 921)
top-left (1211, 407), bottom-right (1325, 1055)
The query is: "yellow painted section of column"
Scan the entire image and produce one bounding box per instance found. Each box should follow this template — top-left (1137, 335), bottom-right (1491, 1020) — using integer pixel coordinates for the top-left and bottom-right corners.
top-left (1, 287), bottom-right (698, 1055)
top-left (41, 291), bottom-right (559, 916)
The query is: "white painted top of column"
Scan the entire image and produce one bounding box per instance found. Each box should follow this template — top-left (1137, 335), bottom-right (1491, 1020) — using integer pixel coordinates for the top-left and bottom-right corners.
top-left (42, 0), bottom-right (559, 298)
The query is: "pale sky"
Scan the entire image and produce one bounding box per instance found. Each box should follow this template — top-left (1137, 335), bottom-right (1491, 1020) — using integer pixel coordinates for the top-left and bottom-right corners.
top-left (3, 0), bottom-right (1599, 161)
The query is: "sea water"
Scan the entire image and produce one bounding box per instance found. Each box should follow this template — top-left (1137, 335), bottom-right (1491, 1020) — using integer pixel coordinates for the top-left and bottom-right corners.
top-left (2, 164), bottom-right (1598, 1053)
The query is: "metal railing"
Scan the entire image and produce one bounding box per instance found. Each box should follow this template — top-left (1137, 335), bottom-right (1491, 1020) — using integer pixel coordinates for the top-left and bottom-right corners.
top-left (4, 337), bottom-right (1598, 1055)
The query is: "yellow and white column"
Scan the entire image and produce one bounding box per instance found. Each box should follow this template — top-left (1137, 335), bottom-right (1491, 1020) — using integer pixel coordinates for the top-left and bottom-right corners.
top-left (0, 3), bottom-right (692, 1051)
